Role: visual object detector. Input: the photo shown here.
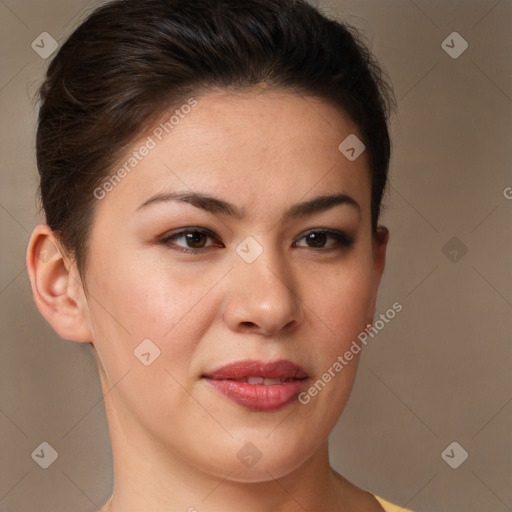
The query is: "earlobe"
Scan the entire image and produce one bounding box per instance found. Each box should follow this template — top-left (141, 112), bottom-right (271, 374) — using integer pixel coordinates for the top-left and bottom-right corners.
top-left (367, 226), bottom-right (389, 324)
top-left (26, 224), bottom-right (92, 343)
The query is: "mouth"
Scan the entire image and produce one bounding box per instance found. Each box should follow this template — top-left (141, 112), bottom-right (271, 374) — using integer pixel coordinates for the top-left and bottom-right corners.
top-left (202, 359), bottom-right (308, 382)
top-left (217, 376), bottom-right (298, 385)
top-left (202, 359), bottom-right (308, 411)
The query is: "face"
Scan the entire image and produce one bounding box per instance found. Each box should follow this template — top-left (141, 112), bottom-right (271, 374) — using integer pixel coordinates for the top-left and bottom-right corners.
top-left (76, 90), bottom-right (387, 482)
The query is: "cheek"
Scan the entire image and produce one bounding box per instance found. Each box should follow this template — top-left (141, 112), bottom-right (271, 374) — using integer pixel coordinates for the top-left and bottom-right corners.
top-left (84, 250), bottom-right (224, 379)
top-left (303, 257), bottom-right (374, 346)
top-left (296, 259), bottom-right (373, 423)
top-left (85, 259), bottom-right (208, 421)
top-left (88, 248), bottom-right (201, 331)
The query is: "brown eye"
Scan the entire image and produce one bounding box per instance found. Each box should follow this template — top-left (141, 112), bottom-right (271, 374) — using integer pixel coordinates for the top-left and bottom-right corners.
top-left (160, 228), bottom-right (223, 253)
top-left (305, 232), bottom-right (327, 248)
top-left (294, 230), bottom-right (354, 250)
top-left (184, 231), bottom-right (208, 248)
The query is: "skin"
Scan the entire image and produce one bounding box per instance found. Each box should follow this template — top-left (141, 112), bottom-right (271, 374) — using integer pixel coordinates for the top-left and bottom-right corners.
top-left (27, 90), bottom-right (388, 512)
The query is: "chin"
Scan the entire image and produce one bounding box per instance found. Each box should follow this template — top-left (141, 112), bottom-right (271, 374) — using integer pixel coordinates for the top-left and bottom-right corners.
top-left (197, 437), bottom-right (315, 484)
top-left (220, 459), bottom-right (305, 484)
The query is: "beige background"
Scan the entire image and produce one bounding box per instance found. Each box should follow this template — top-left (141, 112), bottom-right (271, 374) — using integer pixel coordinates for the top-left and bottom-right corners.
top-left (1, 0), bottom-right (510, 511)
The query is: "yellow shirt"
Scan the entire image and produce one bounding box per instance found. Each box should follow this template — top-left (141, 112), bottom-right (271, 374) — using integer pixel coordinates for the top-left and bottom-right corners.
top-left (374, 494), bottom-right (415, 512)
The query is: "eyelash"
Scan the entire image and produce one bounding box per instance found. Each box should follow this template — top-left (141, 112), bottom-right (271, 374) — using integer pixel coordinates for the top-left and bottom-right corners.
top-left (159, 228), bottom-right (354, 254)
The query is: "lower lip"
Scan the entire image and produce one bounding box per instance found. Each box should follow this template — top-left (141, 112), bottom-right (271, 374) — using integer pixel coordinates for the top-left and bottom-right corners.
top-left (204, 378), bottom-right (307, 411)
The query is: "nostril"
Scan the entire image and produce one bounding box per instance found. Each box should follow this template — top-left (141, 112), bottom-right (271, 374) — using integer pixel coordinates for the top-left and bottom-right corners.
top-left (283, 320), bottom-right (296, 330)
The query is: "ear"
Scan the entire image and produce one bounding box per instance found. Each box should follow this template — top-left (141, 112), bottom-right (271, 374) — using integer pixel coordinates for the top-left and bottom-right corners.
top-left (26, 224), bottom-right (92, 342)
top-left (366, 225), bottom-right (389, 324)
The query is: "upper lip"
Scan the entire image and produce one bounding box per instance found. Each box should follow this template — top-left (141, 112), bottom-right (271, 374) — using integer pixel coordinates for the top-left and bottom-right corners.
top-left (202, 359), bottom-right (308, 380)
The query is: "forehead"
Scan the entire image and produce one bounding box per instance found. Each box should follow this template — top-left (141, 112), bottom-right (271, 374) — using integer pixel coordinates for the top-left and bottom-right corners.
top-left (94, 90), bottom-right (371, 219)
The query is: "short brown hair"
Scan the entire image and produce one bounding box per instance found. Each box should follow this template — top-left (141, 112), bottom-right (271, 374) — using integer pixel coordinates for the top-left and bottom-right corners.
top-left (36, 0), bottom-right (395, 281)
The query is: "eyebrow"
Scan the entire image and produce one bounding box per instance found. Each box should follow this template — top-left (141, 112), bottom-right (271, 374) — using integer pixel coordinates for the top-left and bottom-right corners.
top-left (136, 191), bottom-right (360, 220)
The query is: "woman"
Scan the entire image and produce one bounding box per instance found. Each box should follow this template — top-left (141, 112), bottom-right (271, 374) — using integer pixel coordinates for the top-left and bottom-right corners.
top-left (26, 0), bottom-right (412, 510)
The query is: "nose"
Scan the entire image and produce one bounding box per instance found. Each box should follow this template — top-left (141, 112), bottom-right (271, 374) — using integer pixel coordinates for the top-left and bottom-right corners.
top-left (223, 246), bottom-right (304, 338)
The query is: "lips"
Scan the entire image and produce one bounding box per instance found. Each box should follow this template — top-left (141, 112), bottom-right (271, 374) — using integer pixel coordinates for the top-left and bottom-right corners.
top-left (202, 359), bottom-right (308, 411)
top-left (203, 359), bottom-right (308, 381)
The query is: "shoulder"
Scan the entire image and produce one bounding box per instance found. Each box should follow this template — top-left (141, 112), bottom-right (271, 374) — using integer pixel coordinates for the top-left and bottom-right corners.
top-left (373, 494), bottom-right (415, 512)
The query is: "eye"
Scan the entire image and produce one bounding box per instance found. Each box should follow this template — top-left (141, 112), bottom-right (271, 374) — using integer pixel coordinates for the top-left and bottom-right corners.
top-left (294, 229), bottom-right (354, 250)
top-left (159, 228), bottom-right (223, 253)
top-left (159, 227), bottom-right (353, 254)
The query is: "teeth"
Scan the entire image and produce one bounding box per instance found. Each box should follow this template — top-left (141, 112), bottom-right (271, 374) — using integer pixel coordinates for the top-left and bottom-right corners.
top-left (264, 378), bottom-right (286, 385)
top-left (247, 377), bottom-right (265, 385)
top-left (245, 377), bottom-right (287, 385)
